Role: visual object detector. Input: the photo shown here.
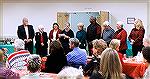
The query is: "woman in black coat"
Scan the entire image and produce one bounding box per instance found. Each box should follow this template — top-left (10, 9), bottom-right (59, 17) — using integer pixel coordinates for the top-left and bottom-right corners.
top-left (35, 25), bottom-right (48, 57)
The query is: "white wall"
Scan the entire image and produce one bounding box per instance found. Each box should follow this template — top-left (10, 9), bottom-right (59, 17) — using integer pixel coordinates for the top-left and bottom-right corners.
top-left (2, 3), bottom-right (148, 37)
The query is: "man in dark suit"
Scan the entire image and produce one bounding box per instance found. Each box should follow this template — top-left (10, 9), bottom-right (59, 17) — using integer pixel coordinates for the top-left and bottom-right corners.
top-left (35, 25), bottom-right (48, 57)
top-left (17, 17), bottom-right (35, 54)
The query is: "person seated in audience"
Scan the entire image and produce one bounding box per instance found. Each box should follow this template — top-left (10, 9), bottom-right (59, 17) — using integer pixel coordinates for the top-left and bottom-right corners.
top-left (109, 39), bottom-right (130, 78)
top-left (143, 37), bottom-right (150, 47)
top-left (142, 47), bottom-right (150, 79)
top-left (91, 48), bottom-right (125, 79)
top-left (66, 38), bottom-right (87, 68)
top-left (83, 39), bottom-right (107, 77)
top-left (76, 22), bottom-right (87, 49)
top-left (21, 54), bottom-right (51, 79)
top-left (109, 39), bottom-right (124, 64)
top-left (45, 40), bottom-right (67, 73)
top-left (102, 21), bottom-right (115, 46)
top-left (57, 66), bottom-right (83, 79)
top-left (0, 49), bottom-right (20, 79)
top-left (8, 39), bottom-right (30, 70)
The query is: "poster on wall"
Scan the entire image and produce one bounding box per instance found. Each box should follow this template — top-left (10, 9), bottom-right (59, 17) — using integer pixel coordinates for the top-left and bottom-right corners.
top-left (127, 17), bottom-right (135, 24)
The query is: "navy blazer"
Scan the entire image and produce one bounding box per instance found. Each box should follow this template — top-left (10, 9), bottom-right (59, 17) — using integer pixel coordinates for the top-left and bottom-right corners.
top-left (17, 25), bottom-right (35, 40)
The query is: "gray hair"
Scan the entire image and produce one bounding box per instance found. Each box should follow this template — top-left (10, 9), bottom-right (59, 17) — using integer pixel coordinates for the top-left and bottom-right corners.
top-left (14, 39), bottom-right (25, 51)
top-left (69, 38), bottom-right (80, 47)
top-left (117, 21), bottom-right (124, 27)
top-left (58, 66), bottom-right (83, 79)
top-left (77, 22), bottom-right (84, 27)
top-left (103, 21), bottom-right (110, 26)
top-left (109, 39), bottom-right (120, 50)
top-left (27, 54), bottom-right (41, 73)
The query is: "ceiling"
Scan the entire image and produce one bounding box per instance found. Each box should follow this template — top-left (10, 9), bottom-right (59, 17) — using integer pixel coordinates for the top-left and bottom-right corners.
top-left (0, 0), bottom-right (149, 3)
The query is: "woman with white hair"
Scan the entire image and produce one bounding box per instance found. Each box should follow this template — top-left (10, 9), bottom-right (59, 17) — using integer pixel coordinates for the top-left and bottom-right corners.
top-left (35, 25), bottom-right (48, 57)
top-left (113, 21), bottom-right (127, 55)
top-left (76, 22), bottom-right (87, 49)
top-left (58, 66), bottom-right (83, 79)
top-left (102, 21), bottom-right (115, 46)
top-left (128, 19), bottom-right (145, 56)
top-left (8, 39), bottom-right (30, 70)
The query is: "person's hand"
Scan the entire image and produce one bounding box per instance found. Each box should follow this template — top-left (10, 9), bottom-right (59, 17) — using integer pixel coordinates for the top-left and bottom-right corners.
top-left (130, 39), bottom-right (135, 45)
top-left (2, 48), bottom-right (8, 54)
top-left (27, 39), bottom-right (32, 43)
top-left (41, 43), bottom-right (44, 46)
top-left (64, 35), bottom-right (70, 39)
top-left (24, 39), bottom-right (27, 42)
top-left (131, 39), bottom-right (135, 43)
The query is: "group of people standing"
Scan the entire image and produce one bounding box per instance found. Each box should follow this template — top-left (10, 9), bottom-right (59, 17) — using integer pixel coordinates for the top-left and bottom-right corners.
top-left (17, 16), bottom-right (145, 57)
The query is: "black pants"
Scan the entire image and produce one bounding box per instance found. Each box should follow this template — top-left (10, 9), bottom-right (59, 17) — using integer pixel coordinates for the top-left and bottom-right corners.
top-left (119, 49), bottom-right (127, 54)
top-left (132, 45), bottom-right (143, 56)
top-left (25, 41), bottom-right (33, 54)
top-left (36, 48), bottom-right (47, 57)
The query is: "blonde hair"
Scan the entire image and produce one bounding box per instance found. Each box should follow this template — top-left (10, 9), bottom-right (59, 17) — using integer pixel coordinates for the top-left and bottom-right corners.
top-left (0, 50), bottom-right (4, 62)
top-left (92, 39), bottom-right (107, 55)
top-left (134, 19), bottom-right (144, 29)
top-left (109, 39), bottom-right (120, 50)
top-left (100, 48), bottom-right (123, 79)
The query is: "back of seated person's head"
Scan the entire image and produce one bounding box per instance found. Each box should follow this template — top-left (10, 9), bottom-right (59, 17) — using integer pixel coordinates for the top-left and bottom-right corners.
top-left (14, 39), bottom-right (25, 51)
top-left (142, 46), bottom-right (150, 63)
top-left (0, 50), bottom-right (4, 62)
top-left (109, 39), bottom-right (120, 51)
top-left (92, 39), bottom-right (107, 55)
top-left (143, 37), bottom-right (150, 47)
top-left (69, 38), bottom-right (80, 47)
top-left (100, 48), bottom-right (122, 79)
top-left (49, 40), bottom-right (64, 54)
top-left (27, 54), bottom-right (41, 73)
top-left (57, 66), bottom-right (83, 79)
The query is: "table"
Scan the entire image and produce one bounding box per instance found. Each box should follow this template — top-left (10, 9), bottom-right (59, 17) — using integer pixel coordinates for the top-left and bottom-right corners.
top-left (122, 58), bottom-right (146, 78)
top-left (0, 44), bottom-right (14, 55)
top-left (130, 63), bottom-right (148, 78)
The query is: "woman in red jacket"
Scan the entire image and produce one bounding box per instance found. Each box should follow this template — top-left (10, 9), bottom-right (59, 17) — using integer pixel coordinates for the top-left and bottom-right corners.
top-left (113, 21), bottom-right (127, 54)
top-left (49, 23), bottom-right (62, 42)
top-left (128, 19), bottom-right (145, 56)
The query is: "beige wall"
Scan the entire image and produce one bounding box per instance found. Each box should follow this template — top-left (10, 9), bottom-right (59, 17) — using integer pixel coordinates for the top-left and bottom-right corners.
top-left (1, 0), bottom-right (149, 37)
top-left (148, 0), bottom-right (150, 36)
top-left (0, 0), bottom-right (2, 37)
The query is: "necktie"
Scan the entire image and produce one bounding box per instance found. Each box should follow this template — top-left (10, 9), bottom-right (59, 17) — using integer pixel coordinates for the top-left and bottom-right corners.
top-left (40, 33), bottom-right (44, 43)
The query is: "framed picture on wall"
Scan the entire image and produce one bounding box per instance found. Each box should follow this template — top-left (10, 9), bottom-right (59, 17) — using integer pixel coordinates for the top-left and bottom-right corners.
top-left (127, 17), bottom-right (135, 24)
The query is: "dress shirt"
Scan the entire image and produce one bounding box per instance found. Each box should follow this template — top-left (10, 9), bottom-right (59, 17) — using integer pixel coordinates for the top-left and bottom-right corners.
top-left (24, 26), bottom-right (29, 39)
top-left (67, 47), bottom-right (87, 68)
top-left (52, 30), bottom-right (57, 41)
